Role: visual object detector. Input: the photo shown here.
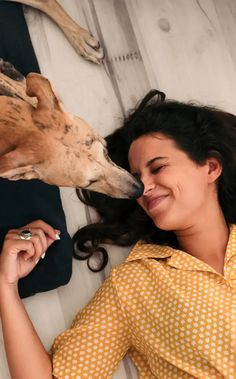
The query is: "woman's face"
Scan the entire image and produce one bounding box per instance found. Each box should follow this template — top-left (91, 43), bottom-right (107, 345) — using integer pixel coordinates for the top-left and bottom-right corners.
top-left (128, 132), bottom-right (219, 232)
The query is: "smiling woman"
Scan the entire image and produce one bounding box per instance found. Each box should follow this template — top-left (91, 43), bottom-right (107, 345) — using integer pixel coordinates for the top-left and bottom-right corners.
top-left (75, 90), bottom-right (236, 266)
top-left (69, 92), bottom-right (236, 379)
top-left (0, 90), bottom-right (236, 378)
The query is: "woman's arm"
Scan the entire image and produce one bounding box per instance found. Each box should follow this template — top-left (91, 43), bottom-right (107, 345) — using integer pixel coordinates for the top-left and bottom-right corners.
top-left (0, 220), bottom-right (59, 379)
top-left (0, 282), bottom-right (53, 379)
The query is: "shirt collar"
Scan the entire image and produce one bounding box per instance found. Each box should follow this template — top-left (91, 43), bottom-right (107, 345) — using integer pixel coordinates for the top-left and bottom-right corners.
top-left (127, 224), bottom-right (236, 273)
top-left (127, 240), bottom-right (174, 262)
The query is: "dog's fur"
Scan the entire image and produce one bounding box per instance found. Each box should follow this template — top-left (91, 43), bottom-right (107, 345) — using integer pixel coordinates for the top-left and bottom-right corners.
top-left (0, 61), bottom-right (142, 198)
top-left (5, 0), bottom-right (104, 64)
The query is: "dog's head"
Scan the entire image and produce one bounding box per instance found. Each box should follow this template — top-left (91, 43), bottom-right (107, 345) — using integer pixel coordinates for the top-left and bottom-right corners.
top-left (0, 73), bottom-right (143, 199)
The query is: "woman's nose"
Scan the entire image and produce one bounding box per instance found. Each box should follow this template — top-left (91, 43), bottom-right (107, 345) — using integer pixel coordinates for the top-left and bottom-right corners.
top-left (142, 178), bottom-right (155, 195)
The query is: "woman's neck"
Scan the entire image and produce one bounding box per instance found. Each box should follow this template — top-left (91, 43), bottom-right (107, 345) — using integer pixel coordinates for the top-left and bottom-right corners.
top-left (175, 211), bottom-right (229, 275)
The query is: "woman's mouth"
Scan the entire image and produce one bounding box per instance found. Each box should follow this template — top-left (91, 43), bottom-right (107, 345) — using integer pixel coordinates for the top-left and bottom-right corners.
top-left (146, 195), bottom-right (169, 212)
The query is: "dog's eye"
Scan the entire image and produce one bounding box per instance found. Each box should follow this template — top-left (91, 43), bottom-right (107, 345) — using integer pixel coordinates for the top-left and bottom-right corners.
top-left (103, 148), bottom-right (109, 158)
top-left (88, 179), bottom-right (98, 186)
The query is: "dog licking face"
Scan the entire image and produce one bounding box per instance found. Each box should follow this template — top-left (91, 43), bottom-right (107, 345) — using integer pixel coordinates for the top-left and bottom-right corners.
top-left (0, 61), bottom-right (143, 199)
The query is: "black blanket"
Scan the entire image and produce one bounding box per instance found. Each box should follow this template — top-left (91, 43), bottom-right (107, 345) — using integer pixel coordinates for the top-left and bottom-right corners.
top-left (0, 1), bottom-right (73, 298)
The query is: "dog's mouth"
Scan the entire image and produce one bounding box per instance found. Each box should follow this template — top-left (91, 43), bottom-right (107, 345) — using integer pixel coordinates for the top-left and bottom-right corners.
top-left (82, 170), bottom-right (144, 199)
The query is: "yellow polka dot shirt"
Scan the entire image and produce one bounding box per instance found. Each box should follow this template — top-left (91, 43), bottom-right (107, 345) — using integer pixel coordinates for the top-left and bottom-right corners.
top-left (51, 225), bottom-right (236, 379)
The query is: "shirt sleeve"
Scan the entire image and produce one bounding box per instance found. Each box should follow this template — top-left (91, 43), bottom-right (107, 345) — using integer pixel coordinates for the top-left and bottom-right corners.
top-left (50, 270), bottom-right (131, 379)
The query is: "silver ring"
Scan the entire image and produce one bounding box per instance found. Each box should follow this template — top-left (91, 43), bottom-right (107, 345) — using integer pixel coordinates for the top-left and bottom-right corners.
top-left (19, 229), bottom-right (33, 240)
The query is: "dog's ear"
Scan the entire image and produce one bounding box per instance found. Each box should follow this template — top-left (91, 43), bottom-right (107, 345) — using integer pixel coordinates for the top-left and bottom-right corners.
top-left (25, 73), bottom-right (65, 112)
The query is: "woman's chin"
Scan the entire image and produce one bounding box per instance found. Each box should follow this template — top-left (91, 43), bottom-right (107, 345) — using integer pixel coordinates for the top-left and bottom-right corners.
top-left (152, 214), bottom-right (176, 231)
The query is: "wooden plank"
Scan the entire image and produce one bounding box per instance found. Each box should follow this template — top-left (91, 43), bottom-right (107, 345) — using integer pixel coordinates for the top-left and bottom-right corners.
top-left (127, 0), bottom-right (236, 112)
top-left (91, 0), bottom-right (153, 113)
top-left (214, 0), bottom-right (236, 66)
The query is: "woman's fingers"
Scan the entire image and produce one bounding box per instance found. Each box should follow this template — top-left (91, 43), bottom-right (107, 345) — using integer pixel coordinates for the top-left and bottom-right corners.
top-left (24, 233), bottom-right (45, 262)
top-left (5, 232), bottom-right (42, 263)
top-left (24, 220), bottom-right (60, 242)
top-left (0, 221), bottom-right (61, 284)
top-left (6, 229), bottom-right (56, 262)
top-left (0, 238), bottom-right (38, 284)
top-left (2, 238), bottom-right (35, 262)
top-left (7, 220), bottom-right (60, 258)
top-left (24, 228), bottom-right (47, 258)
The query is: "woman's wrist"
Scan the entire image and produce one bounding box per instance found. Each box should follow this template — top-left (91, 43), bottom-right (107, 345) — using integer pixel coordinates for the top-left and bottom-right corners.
top-left (0, 280), bottom-right (20, 317)
top-left (0, 278), bottom-right (18, 296)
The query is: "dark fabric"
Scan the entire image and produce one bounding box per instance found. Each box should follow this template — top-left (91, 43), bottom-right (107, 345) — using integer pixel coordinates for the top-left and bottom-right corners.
top-left (0, 1), bottom-right (73, 298)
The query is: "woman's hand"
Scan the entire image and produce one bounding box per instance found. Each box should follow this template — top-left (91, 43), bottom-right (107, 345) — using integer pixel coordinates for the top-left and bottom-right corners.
top-left (0, 220), bottom-right (60, 286)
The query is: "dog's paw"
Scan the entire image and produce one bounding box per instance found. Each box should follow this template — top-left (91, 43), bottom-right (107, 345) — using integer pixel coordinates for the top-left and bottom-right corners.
top-left (0, 58), bottom-right (25, 81)
top-left (65, 26), bottom-right (104, 64)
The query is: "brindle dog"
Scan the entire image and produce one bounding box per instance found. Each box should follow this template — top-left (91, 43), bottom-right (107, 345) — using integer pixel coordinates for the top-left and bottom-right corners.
top-left (0, 60), bottom-right (143, 199)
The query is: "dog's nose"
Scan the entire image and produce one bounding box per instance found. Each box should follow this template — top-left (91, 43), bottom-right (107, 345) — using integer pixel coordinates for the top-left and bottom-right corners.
top-left (128, 178), bottom-right (144, 199)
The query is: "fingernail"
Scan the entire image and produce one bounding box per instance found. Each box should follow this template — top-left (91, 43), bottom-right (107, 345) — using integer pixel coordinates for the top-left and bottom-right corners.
top-left (41, 252), bottom-right (46, 259)
top-left (55, 233), bottom-right (60, 240)
top-left (35, 259), bottom-right (39, 264)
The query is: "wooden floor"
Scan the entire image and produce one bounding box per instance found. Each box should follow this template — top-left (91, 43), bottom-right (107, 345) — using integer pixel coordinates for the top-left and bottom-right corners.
top-left (1, 0), bottom-right (236, 378)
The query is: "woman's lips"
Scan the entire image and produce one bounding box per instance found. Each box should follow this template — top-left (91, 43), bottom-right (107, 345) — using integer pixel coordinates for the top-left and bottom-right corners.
top-left (146, 195), bottom-right (169, 212)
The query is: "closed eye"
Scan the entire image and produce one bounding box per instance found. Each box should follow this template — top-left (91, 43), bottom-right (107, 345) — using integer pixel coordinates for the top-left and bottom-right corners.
top-left (150, 165), bottom-right (165, 174)
top-left (85, 179), bottom-right (98, 188)
top-left (131, 165), bottom-right (166, 179)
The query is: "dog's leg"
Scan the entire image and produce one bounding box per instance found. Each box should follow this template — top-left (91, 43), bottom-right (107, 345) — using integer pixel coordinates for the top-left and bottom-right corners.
top-left (6, 0), bottom-right (104, 64)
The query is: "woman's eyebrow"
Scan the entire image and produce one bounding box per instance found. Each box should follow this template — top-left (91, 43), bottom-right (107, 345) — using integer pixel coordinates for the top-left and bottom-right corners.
top-left (146, 156), bottom-right (168, 167)
top-left (130, 157), bottom-right (168, 176)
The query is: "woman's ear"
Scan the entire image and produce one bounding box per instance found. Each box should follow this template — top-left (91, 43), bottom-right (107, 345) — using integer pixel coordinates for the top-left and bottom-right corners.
top-left (206, 157), bottom-right (222, 183)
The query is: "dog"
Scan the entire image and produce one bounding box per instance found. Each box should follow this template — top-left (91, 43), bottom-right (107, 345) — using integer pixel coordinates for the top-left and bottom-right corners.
top-left (4, 0), bottom-right (104, 64)
top-left (0, 60), bottom-right (143, 199)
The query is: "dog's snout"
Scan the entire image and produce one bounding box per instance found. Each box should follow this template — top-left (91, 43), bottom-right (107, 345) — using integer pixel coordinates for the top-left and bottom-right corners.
top-left (128, 177), bottom-right (144, 199)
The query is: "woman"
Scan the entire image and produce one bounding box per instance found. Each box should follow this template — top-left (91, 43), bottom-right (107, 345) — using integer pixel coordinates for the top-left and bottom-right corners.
top-left (0, 91), bottom-right (235, 379)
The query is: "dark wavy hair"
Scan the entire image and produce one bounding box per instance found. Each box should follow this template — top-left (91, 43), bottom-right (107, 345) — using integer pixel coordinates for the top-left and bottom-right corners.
top-left (73, 90), bottom-right (236, 271)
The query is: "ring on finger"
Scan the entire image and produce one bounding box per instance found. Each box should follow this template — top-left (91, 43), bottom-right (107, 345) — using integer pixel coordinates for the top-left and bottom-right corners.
top-left (19, 229), bottom-right (33, 240)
